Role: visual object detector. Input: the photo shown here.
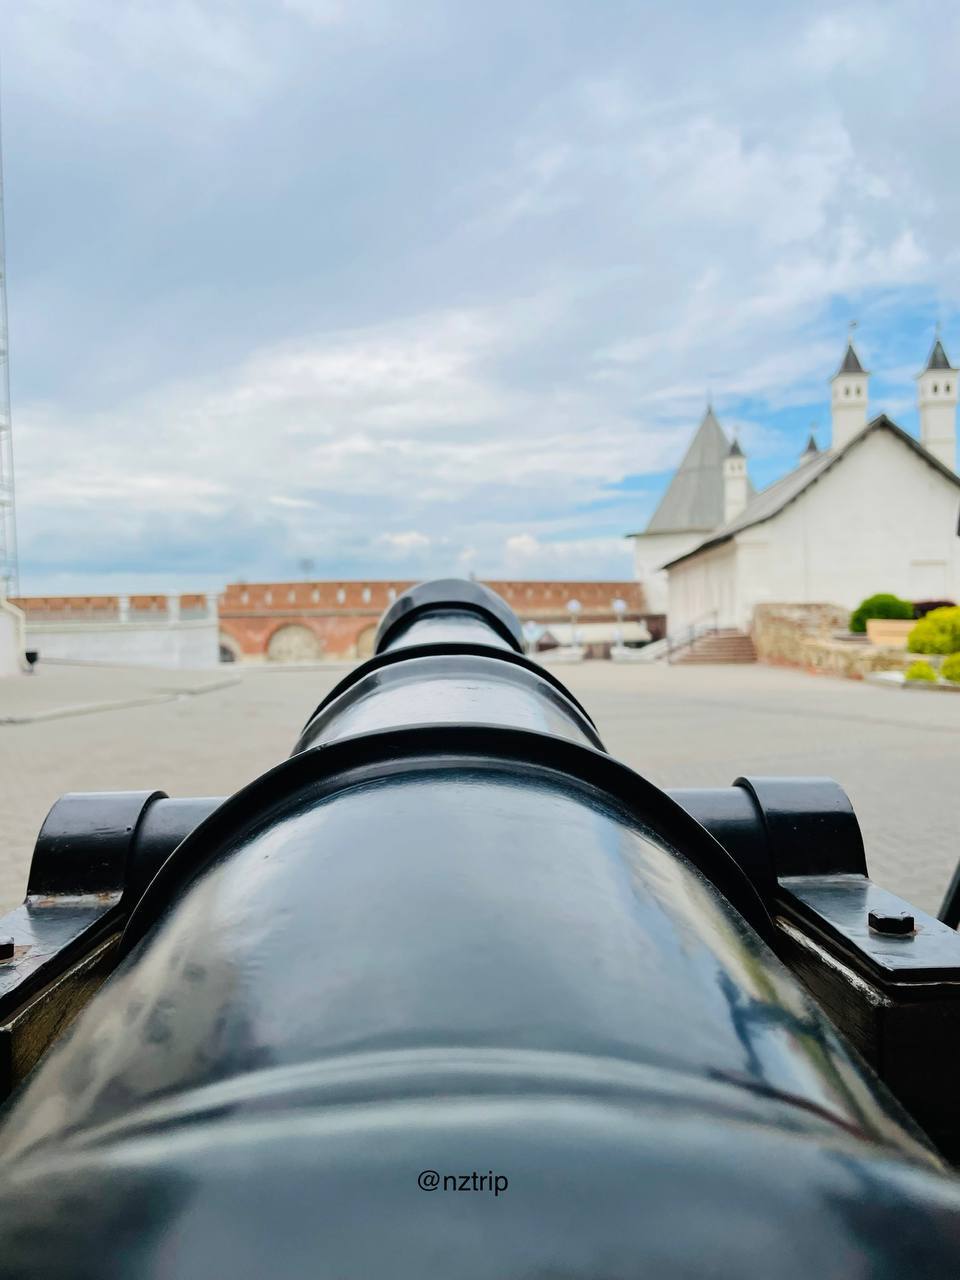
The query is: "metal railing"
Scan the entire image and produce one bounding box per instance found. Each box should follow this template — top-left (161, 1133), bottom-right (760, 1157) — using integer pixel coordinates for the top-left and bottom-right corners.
top-left (666, 610), bottom-right (720, 664)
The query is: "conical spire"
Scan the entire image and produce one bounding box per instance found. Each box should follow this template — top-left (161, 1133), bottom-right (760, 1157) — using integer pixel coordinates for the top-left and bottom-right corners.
top-left (924, 337), bottom-right (955, 372)
top-left (727, 436), bottom-right (744, 458)
top-left (643, 404), bottom-right (735, 534)
top-left (802, 431), bottom-right (819, 457)
top-left (837, 341), bottom-right (865, 375)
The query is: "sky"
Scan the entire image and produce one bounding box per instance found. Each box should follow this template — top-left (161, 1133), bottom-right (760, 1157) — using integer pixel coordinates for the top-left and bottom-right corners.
top-left (4, 0), bottom-right (960, 593)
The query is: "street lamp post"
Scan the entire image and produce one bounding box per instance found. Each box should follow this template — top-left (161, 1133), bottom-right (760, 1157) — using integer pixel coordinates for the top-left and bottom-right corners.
top-left (522, 620), bottom-right (540, 655)
top-left (566, 598), bottom-right (582, 649)
top-left (611, 597), bottom-right (627, 649)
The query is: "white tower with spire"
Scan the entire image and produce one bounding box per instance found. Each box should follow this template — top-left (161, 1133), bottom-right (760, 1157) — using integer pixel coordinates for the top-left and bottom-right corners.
top-left (722, 437), bottom-right (749, 523)
top-left (916, 335), bottom-right (957, 473)
top-left (830, 335), bottom-right (869, 451)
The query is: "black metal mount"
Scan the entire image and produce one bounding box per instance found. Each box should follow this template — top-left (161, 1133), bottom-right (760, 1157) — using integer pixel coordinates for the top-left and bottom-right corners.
top-left (0, 792), bottom-right (221, 1096)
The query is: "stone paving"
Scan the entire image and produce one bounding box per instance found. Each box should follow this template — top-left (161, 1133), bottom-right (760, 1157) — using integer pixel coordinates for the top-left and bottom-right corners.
top-left (0, 659), bottom-right (957, 916)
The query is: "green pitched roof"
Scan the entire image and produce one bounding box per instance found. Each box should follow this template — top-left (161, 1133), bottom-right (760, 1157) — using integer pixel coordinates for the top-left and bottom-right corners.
top-left (643, 407), bottom-right (734, 534)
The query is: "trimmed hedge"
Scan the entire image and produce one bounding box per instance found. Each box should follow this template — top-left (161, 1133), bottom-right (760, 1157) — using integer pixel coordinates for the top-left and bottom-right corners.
top-left (907, 606), bottom-right (960, 655)
top-left (849, 593), bottom-right (914, 634)
top-left (942, 653), bottom-right (960, 684)
top-left (905, 660), bottom-right (937, 682)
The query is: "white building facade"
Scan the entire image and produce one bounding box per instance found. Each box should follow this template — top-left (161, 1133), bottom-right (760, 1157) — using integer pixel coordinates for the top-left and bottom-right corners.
top-left (0, 594), bottom-right (24, 677)
top-left (630, 338), bottom-right (960, 636)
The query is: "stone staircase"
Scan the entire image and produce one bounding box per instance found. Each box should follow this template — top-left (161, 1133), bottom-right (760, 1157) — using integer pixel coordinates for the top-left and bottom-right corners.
top-left (672, 628), bottom-right (757, 664)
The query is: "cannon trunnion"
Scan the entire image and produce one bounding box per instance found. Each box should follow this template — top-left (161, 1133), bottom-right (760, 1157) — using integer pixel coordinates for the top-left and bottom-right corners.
top-left (2, 579), bottom-right (960, 1278)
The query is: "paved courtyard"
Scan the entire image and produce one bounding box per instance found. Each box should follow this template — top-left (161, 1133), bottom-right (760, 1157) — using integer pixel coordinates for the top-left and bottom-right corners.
top-left (0, 659), bottom-right (958, 916)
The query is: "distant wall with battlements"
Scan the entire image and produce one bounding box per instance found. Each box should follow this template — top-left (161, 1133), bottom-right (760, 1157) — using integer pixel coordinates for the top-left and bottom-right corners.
top-left (11, 580), bottom-right (653, 665)
top-left (219, 579), bottom-right (653, 662)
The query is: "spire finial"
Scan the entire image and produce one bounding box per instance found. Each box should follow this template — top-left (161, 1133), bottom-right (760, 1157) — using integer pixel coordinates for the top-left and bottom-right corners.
top-left (836, 328), bottom-right (866, 375)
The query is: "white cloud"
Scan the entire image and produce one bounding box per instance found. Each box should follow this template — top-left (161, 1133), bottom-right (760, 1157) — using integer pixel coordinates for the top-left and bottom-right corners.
top-left (7, 1), bottom-right (277, 127)
top-left (377, 531), bottom-right (431, 553)
top-left (502, 532), bottom-right (633, 578)
top-left (796, 11), bottom-right (891, 75)
top-left (281, 0), bottom-right (348, 24)
top-left (505, 534), bottom-right (540, 559)
top-left (15, 302), bottom-right (658, 519)
top-left (269, 495), bottom-right (315, 509)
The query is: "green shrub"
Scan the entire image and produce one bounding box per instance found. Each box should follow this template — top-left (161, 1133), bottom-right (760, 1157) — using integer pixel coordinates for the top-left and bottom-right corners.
top-left (907, 606), bottom-right (960, 655)
top-left (905, 660), bottom-right (937, 682)
top-left (849, 593), bottom-right (914, 633)
top-left (942, 653), bottom-right (960, 684)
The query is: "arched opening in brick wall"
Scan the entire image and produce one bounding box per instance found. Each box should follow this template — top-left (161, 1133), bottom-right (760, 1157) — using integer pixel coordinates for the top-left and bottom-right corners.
top-left (266, 623), bottom-right (324, 663)
top-left (355, 624), bottom-right (377, 659)
top-left (218, 632), bottom-right (242, 664)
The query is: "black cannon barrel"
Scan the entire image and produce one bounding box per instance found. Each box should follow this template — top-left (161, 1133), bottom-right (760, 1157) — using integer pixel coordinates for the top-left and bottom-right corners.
top-left (2, 579), bottom-right (960, 1279)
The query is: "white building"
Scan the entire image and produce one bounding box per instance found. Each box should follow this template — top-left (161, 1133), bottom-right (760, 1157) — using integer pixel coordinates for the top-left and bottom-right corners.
top-left (629, 337), bottom-right (960, 636)
top-left (0, 594), bottom-right (25, 677)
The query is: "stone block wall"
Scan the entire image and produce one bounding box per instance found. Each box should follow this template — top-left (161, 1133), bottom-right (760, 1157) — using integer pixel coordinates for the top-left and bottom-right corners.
top-left (751, 603), bottom-right (918, 679)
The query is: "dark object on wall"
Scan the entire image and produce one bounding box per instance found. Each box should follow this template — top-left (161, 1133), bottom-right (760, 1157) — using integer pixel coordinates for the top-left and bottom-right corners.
top-left (913, 598), bottom-right (957, 619)
top-left (2, 579), bottom-right (960, 1279)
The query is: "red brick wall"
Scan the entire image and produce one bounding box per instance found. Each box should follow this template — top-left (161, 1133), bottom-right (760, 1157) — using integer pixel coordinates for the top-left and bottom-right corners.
top-left (128, 594), bottom-right (168, 613)
top-left (218, 579), bottom-right (649, 660)
top-left (10, 593), bottom-right (209, 621)
top-left (11, 595), bottom-right (120, 618)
